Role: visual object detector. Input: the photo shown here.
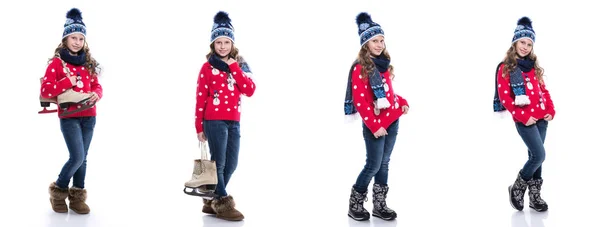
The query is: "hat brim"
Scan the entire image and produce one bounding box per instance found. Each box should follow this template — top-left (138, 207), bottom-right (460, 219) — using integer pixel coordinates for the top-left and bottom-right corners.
top-left (512, 37), bottom-right (534, 44)
top-left (211, 36), bottom-right (235, 44)
top-left (361, 34), bottom-right (384, 46)
top-left (63, 32), bottom-right (86, 39)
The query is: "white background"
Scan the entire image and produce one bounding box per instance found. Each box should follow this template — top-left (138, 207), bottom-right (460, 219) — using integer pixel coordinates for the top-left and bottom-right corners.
top-left (0, 0), bottom-right (598, 226)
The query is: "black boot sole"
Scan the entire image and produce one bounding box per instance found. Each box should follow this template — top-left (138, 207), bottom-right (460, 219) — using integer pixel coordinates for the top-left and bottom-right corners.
top-left (373, 213), bottom-right (397, 221)
top-left (348, 213), bottom-right (370, 221)
top-left (529, 205), bottom-right (548, 212)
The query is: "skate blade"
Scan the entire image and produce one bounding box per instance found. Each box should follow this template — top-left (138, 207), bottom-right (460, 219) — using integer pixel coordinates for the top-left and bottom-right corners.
top-left (38, 108), bottom-right (58, 114)
top-left (59, 97), bottom-right (94, 109)
top-left (183, 187), bottom-right (218, 199)
top-left (59, 103), bottom-right (95, 117)
top-left (183, 183), bottom-right (217, 190)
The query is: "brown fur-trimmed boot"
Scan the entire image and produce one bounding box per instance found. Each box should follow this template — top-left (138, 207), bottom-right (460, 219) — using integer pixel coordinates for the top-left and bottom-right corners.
top-left (202, 199), bottom-right (216, 214)
top-left (49, 182), bottom-right (69, 213)
top-left (68, 187), bottom-right (90, 214)
top-left (211, 196), bottom-right (244, 221)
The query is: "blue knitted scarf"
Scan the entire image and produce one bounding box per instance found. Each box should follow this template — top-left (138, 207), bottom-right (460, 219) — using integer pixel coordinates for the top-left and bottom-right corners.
top-left (493, 58), bottom-right (535, 112)
top-left (59, 48), bottom-right (86, 66)
top-left (344, 56), bottom-right (391, 118)
top-left (208, 54), bottom-right (252, 74)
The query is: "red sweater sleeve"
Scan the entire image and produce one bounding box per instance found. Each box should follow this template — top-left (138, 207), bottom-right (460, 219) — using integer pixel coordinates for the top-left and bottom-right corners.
top-left (40, 58), bottom-right (74, 98)
top-left (396, 94), bottom-right (408, 107)
top-left (497, 64), bottom-right (532, 124)
top-left (540, 81), bottom-right (555, 118)
top-left (90, 75), bottom-right (103, 99)
top-left (195, 66), bottom-right (210, 133)
top-left (229, 62), bottom-right (256, 97)
top-left (352, 65), bottom-right (382, 134)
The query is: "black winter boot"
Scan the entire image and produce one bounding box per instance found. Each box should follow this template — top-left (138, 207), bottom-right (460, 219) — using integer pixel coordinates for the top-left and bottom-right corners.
top-left (372, 184), bottom-right (397, 220)
top-left (527, 179), bottom-right (548, 212)
top-left (348, 187), bottom-right (370, 221)
top-left (508, 172), bottom-right (528, 211)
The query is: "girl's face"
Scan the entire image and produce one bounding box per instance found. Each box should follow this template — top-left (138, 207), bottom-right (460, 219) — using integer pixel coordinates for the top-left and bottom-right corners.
top-left (213, 37), bottom-right (233, 58)
top-left (66, 33), bottom-right (85, 54)
top-left (515, 38), bottom-right (533, 58)
top-left (367, 36), bottom-right (385, 57)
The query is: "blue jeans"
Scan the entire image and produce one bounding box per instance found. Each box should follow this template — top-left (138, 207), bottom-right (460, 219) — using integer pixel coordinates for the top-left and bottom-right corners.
top-left (203, 120), bottom-right (241, 197)
top-left (56, 116), bottom-right (96, 189)
top-left (515, 120), bottom-right (548, 181)
top-left (353, 119), bottom-right (399, 193)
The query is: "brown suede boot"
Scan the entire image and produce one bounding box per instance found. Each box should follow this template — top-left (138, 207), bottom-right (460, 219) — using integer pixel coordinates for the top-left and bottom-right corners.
top-left (211, 196), bottom-right (244, 221)
top-left (49, 182), bottom-right (69, 213)
top-left (202, 199), bottom-right (216, 214)
top-left (68, 187), bottom-right (90, 214)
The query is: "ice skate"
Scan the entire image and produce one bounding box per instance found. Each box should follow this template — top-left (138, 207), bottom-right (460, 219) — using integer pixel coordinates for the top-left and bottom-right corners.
top-left (38, 77), bottom-right (58, 114)
top-left (183, 142), bottom-right (218, 199)
top-left (55, 55), bottom-right (95, 116)
top-left (38, 65), bottom-right (95, 116)
top-left (183, 183), bottom-right (218, 199)
top-left (39, 98), bottom-right (58, 114)
top-left (57, 89), bottom-right (95, 117)
top-left (183, 158), bottom-right (218, 199)
top-left (38, 89), bottom-right (94, 116)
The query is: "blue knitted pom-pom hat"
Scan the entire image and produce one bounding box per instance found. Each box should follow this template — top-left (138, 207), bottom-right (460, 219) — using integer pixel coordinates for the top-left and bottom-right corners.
top-left (512, 17), bottom-right (535, 44)
top-left (356, 12), bottom-right (384, 46)
top-left (210, 11), bottom-right (235, 43)
top-left (62, 8), bottom-right (86, 39)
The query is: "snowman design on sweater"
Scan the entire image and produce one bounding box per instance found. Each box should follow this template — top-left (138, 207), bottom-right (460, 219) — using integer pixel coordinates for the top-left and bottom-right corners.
top-left (213, 90), bottom-right (220, 105)
top-left (227, 73), bottom-right (235, 91)
top-left (194, 57), bottom-right (257, 134)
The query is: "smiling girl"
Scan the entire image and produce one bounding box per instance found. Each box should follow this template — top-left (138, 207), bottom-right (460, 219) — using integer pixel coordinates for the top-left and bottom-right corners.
top-left (494, 17), bottom-right (555, 212)
top-left (43, 8), bottom-right (103, 215)
top-left (344, 12), bottom-right (409, 221)
top-left (194, 11), bottom-right (256, 221)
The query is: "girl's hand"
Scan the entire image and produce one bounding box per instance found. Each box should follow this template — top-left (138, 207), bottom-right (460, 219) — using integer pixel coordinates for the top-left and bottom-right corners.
top-left (401, 105), bottom-right (409, 114)
top-left (197, 132), bottom-right (207, 142)
top-left (68, 75), bottom-right (77, 86)
top-left (88, 92), bottom-right (100, 103)
top-left (373, 127), bottom-right (388, 138)
top-left (525, 117), bottom-right (538, 126)
top-left (226, 58), bottom-right (237, 65)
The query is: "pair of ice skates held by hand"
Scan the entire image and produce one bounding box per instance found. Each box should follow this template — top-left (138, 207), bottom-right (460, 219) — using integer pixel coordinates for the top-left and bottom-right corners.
top-left (39, 88), bottom-right (96, 117)
top-left (38, 56), bottom-right (97, 117)
top-left (183, 141), bottom-right (219, 199)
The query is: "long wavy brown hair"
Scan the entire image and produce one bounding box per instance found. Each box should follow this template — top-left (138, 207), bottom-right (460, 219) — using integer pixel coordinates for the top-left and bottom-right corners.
top-left (501, 41), bottom-right (544, 84)
top-left (48, 37), bottom-right (99, 77)
top-left (357, 44), bottom-right (394, 81)
top-left (205, 42), bottom-right (240, 61)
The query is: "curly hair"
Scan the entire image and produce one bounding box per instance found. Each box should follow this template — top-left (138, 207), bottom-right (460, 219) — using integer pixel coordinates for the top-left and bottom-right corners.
top-left (357, 44), bottom-right (394, 81)
top-left (49, 37), bottom-right (99, 77)
top-left (501, 41), bottom-right (544, 84)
